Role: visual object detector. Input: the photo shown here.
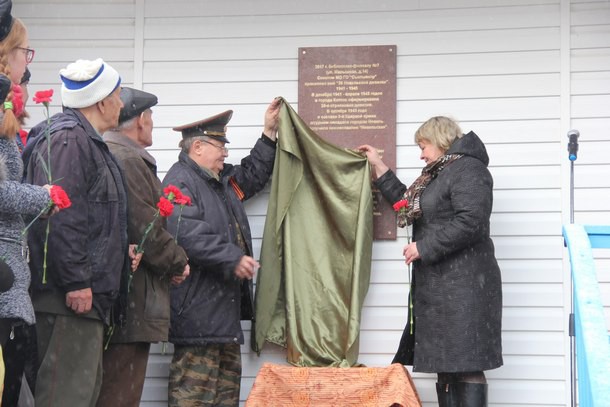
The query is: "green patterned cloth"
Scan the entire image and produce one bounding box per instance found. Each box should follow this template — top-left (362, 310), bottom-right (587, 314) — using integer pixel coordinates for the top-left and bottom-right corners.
top-left (252, 99), bottom-right (373, 367)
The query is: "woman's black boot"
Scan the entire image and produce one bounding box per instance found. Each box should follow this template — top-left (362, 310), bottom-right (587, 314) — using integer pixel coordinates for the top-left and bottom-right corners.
top-left (436, 382), bottom-right (457, 407)
top-left (456, 382), bottom-right (487, 407)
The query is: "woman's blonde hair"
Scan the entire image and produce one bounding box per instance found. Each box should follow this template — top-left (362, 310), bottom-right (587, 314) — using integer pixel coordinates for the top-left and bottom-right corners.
top-left (414, 116), bottom-right (462, 153)
top-left (0, 18), bottom-right (27, 139)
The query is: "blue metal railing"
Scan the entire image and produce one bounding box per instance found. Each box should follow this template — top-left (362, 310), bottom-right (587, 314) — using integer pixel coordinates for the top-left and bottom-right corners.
top-left (563, 224), bottom-right (610, 407)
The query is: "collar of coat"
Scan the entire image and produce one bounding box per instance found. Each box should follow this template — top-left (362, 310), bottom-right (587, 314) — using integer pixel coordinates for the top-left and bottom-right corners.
top-left (103, 130), bottom-right (157, 168)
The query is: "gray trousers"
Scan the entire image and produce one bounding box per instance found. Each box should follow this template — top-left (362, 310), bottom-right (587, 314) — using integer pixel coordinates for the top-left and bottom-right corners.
top-left (35, 312), bottom-right (103, 407)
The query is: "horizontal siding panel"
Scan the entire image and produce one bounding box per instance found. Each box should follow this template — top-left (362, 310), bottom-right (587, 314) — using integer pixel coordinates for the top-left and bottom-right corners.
top-left (571, 48), bottom-right (610, 72)
top-left (491, 212), bottom-right (561, 235)
top-left (401, 50), bottom-right (559, 77)
top-left (493, 189), bottom-right (561, 212)
top-left (502, 331), bottom-right (564, 355)
top-left (491, 166), bottom-right (561, 190)
top-left (361, 307), bottom-right (408, 330)
top-left (572, 94), bottom-right (610, 117)
top-left (14, 3), bottom-right (133, 19)
top-left (571, 2), bottom-right (610, 26)
top-left (145, 82), bottom-right (295, 106)
top-left (571, 25), bottom-right (610, 49)
top-left (498, 259), bottom-right (562, 283)
top-left (489, 355), bottom-right (564, 380)
top-left (574, 188), bottom-right (610, 211)
top-left (575, 211), bottom-right (610, 224)
top-left (26, 19), bottom-right (135, 40)
top-left (144, 0), bottom-right (560, 17)
top-left (30, 40), bottom-right (136, 62)
top-left (363, 283), bottom-right (409, 307)
top-left (573, 164), bottom-right (610, 188)
top-left (572, 71), bottom-right (610, 95)
top-left (369, 260), bottom-right (411, 284)
top-left (503, 306), bottom-right (564, 331)
top-left (502, 283), bottom-right (563, 307)
top-left (398, 73), bottom-right (559, 100)
top-left (144, 0), bottom-right (428, 17)
top-left (144, 27), bottom-right (559, 62)
top-left (493, 235), bottom-right (563, 260)
top-left (446, 119), bottom-right (561, 143)
top-left (571, 117), bottom-right (610, 141)
top-left (488, 379), bottom-right (565, 405)
top-left (397, 97), bottom-right (560, 122)
top-left (144, 5), bottom-right (559, 39)
top-left (144, 60), bottom-right (298, 83)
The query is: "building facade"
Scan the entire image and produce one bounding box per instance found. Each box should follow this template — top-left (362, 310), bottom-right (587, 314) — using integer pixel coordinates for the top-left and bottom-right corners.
top-left (16, 0), bottom-right (610, 405)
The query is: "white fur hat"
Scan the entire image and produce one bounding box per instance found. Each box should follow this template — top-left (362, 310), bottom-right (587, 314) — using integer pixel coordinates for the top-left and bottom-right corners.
top-left (60, 58), bottom-right (121, 108)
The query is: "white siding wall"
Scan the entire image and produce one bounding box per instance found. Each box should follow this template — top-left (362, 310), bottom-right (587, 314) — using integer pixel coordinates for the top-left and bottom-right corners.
top-left (14, 0), bottom-right (610, 406)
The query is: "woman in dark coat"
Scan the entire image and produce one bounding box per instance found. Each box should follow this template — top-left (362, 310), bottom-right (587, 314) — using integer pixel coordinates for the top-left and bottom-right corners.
top-left (358, 116), bottom-right (502, 407)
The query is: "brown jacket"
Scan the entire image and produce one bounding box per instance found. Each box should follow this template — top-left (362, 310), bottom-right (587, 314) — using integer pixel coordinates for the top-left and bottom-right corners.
top-left (104, 131), bottom-right (188, 343)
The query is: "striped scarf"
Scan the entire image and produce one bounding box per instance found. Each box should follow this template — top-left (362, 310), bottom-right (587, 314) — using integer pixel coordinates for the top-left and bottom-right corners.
top-left (397, 153), bottom-right (463, 228)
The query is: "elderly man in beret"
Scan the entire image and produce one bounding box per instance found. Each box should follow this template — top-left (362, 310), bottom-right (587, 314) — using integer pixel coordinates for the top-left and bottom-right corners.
top-left (25, 58), bottom-right (129, 407)
top-left (163, 98), bottom-right (281, 407)
top-left (95, 88), bottom-right (190, 407)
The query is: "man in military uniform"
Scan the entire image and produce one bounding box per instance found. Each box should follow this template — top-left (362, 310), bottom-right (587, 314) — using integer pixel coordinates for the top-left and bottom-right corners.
top-left (163, 98), bottom-right (280, 406)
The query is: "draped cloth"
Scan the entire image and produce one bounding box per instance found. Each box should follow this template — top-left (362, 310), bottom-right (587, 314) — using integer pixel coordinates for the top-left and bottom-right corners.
top-left (252, 99), bottom-right (373, 367)
top-left (245, 363), bottom-right (422, 407)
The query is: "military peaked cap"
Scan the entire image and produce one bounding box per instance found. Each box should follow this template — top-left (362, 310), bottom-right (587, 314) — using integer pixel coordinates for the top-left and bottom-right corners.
top-left (173, 109), bottom-right (233, 143)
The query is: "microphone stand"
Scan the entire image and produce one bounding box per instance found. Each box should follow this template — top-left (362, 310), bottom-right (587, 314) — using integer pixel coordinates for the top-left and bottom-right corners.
top-left (567, 131), bottom-right (578, 407)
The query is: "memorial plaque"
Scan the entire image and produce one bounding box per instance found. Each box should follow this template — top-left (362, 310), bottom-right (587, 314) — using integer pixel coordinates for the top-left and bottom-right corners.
top-left (298, 45), bottom-right (397, 240)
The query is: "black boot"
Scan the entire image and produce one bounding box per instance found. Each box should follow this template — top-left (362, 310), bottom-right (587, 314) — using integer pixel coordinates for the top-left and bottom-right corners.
top-left (436, 382), bottom-right (457, 407)
top-left (455, 382), bottom-right (487, 407)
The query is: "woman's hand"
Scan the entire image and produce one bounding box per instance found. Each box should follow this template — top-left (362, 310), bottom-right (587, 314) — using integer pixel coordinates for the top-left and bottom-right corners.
top-left (403, 241), bottom-right (420, 265)
top-left (356, 144), bottom-right (389, 178)
top-left (41, 185), bottom-right (60, 218)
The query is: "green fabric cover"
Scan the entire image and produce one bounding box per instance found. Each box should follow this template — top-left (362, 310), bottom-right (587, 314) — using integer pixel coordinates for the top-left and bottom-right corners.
top-left (252, 99), bottom-right (373, 367)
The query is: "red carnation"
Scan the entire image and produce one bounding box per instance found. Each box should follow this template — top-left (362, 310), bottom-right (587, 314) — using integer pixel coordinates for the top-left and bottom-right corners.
top-left (33, 89), bottom-right (54, 105)
top-left (174, 195), bottom-right (192, 206)
top-left (163, 184), bottom-right (182, 201)
top-left (393, 199), bottom-right (408, 212)
top-left (157, 196), bottom-right (174, 217)
top-left (49, 185), bottom-right (71, 209)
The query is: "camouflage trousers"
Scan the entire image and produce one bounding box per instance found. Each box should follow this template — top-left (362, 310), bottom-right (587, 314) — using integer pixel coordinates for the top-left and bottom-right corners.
top-left (168, 343), bottom-right (241, 407)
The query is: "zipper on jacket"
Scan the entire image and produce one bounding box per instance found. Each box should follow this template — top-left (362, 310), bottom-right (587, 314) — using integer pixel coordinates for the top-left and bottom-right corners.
top-left (177, 278), bottom-right (194, 316)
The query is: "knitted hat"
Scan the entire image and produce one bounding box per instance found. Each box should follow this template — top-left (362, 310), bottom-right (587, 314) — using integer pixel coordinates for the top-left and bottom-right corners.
top-left (0, 0), bottom-right (13, 42)
top-left (60, 58), bottom-right (121, 108)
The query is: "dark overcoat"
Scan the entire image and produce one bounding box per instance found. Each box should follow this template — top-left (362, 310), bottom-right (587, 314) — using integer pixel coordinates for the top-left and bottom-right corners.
top-left (376, 131), bottom-right (503, 373)
top-left (25, 109), bottom-right (129, 323)
top-left (162, 136), bottom-right (276, 346)
top-left (104, 131), bottom-right (188, 343)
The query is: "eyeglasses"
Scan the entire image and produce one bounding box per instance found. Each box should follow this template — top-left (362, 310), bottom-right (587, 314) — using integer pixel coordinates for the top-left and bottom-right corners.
top-left (16, 47), bottom-right (35, 64)
top-left (201, 139), bottom-right (228, 153)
